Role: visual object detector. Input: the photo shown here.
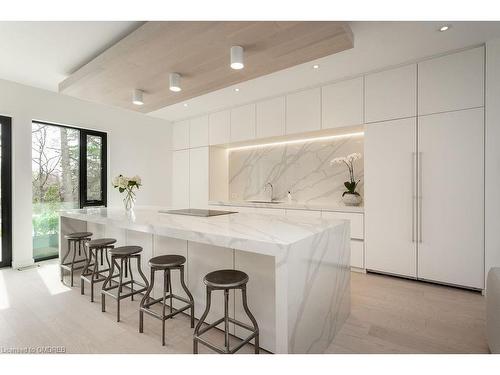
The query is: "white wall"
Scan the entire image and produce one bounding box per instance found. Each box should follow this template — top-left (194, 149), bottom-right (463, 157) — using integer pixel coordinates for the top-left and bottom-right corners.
top-left (486, 38), bottom-right (500, 282)
top-left (0, 78), bottom-right (172, 268)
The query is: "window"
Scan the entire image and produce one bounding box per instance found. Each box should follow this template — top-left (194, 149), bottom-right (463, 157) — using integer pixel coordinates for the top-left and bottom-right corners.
top-left (31, 121), bottom-right (107, 261)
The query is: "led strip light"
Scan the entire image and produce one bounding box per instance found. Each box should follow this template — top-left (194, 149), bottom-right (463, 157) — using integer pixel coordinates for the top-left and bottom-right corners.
top-left (227, 131), bottom-right (364, 152)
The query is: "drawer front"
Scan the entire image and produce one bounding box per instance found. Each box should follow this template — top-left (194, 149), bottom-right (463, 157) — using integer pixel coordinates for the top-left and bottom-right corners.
top-left (351, 240), bottom-right (364, 269)
top-left (322, 211), bottom-right (364, 240)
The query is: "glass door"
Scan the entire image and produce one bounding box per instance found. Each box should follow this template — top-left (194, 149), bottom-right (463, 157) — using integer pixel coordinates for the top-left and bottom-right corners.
top-left (0, 116), bottom-right (12, 268)
top-left (31, 121), bottom-right (107, 261)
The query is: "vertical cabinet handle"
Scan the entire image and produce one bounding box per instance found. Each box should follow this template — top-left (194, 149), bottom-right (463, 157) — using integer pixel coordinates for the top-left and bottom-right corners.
top-left (418, 152), bottom-right (422, 243)
top-left (412, 152), bottom-right (416, 242)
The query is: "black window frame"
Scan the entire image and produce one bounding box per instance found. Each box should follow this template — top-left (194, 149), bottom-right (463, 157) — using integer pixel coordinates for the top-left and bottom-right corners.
top-left (32, 120), bottom-right (107, 209)
top-left (0, 115), bottom-right (12, 268)
top-left (79, 129), bottom-right (107, 207)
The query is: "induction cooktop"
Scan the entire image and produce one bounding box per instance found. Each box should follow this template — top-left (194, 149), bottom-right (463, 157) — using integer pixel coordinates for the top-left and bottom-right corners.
top-left (160, 209), bottom-right (237, 217)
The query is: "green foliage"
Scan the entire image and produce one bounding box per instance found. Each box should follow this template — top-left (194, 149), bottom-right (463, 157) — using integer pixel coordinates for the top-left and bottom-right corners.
top-left (32, 209), bottom-right (59, 236)
top-left (342, 180), bottom-right (360, 196)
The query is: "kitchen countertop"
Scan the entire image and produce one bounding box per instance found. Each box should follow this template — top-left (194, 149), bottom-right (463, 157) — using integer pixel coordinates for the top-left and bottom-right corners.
top-left (59, 206), bottom-right (349, 256)
top-left (209, 200), bottom-right (364, 213)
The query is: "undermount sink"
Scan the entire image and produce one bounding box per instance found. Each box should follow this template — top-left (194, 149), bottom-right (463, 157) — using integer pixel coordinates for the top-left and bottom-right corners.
top-left (246, 200), bottom-right (284, 204)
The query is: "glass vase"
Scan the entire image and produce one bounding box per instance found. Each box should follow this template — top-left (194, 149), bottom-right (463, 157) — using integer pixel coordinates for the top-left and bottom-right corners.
top-left (123, 191), bottom-right (135, 212)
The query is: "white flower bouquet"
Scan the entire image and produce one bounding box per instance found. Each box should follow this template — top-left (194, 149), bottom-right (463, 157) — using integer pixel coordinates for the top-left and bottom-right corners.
top-left (112, 175), bottom-right (142, 211)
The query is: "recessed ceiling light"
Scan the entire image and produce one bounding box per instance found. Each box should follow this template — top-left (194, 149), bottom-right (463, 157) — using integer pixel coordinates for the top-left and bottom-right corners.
top-left (230, 46), bottom-right (244, 70)
top-left (183, 103), bottom-right (188, 108)
top-left (132, 89), bottom-right (144, 106)
top-left (313, 64), bottom-right (320, 69)
top-left (169, 72), bottom-right (182, 92)
top-left (234, 88), bottom-right (240, 92)
top-left (439, 25), bottom-right (451, 32)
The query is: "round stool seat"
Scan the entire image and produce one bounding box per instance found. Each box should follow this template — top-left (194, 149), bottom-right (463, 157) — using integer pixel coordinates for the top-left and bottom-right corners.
top-left (109, 245), bottom-right (142, 257)
top-left (64, 231), bottom-right (93, 240)
top-left (204, 269), bottom-right (249, 289)
top-left (149, 254), bottom-right (186, 268)
top-left (87, 238), bottom-right (117, 248)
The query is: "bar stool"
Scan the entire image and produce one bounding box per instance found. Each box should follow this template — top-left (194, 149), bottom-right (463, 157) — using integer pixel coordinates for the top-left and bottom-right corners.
top-left (81, 238), bottom-right (117, 302)
top-left (60, 231), bottom-right (93, 287)
top-left (193, 269), bottom-right (259, 354)
top-left (101, 245), bottom-right (149, 322)
top-left (139, 254), bottom-right (195, 346)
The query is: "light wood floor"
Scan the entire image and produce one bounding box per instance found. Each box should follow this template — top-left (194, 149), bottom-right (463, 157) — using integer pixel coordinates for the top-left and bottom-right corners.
top-left (0, 261), bottom-right (489, 354)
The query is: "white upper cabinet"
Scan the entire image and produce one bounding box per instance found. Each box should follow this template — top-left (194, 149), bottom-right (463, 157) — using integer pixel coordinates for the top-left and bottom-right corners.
top-left (172, 149), bottom-right (190, 208)
top-left (364, 64), bottom-right (417, 123)
top-left (209, 110), bottom-right (231, 145)
top-left (230, 104), bottom-right (256, 143)
top-left (418, 46), bottom-right (484, 115)
top-left (189, 147), bottom-right (209, 208)
top-left (256, 96), bottom-right (285, 138)
top-left (172, 120), bottom-right (189, 150)
top-left (189, 115), bottom-right (209, 148)
top-left (322, 77), bottom-right (364, 129)
top-left (286, 87), bottom-right (321, 135)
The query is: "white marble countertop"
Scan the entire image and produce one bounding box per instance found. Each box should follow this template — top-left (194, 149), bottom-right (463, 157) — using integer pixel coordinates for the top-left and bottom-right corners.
top-left (59, 206), bottom-right (348, 256)
top-left (209, 200), bottom-right (364, 213)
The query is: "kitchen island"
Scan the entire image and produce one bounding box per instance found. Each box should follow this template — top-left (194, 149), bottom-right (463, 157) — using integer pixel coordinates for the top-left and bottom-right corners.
top-left (59, 207), bottom-right (350, 354)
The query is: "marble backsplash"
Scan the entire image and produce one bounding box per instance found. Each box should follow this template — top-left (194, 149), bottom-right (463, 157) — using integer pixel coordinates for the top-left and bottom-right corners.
top-left (228, 135), bottom-right (364, 205)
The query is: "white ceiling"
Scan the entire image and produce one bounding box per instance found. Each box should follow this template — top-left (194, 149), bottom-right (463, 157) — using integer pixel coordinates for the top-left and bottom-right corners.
top-left (1, 21), bottom-right (500, 122)
top-left (0, 21), bottom-right (141, 91)
top-left (150, 21), bottom-right (500, 122)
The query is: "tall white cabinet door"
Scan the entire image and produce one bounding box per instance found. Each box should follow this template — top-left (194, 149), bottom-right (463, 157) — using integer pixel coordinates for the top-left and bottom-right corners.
top-left (209, 110), bottom-right (230, 145)
top-left (172, 150), bottom-right (190, 208)
top-left (256, 96), bottom-right (285, 139)
top-left (189, 147), bottom-right (209, 208)
top-left (230, 104), bottom-right (256, 142)
top-left (365, 117), bottom-right (417, 277)
top-left (285, 88), bottom-right (321, 135)
top-left (364, 64), bottom-right (417, 123)
top-left (322, 77), bottom-right (363, 129)
top-left (172, 120), bottom-right (189, 150)
top-left (189, 115), bottom-right (209, 148)
top-left (418, 47), bottom-right (484, 116)
top-left (418, 108), bottom-right (484, 289)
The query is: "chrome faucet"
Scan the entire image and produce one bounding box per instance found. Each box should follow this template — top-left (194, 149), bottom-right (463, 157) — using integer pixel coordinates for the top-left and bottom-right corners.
top-left (264, 182), bottom-right (274, 201)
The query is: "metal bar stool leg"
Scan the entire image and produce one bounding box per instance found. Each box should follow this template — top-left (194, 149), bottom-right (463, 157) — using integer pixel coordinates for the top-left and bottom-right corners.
top-left (224, 289), bottom-right (230, 351)
top-left (162, 269), bottom-right (167, 346)
top-left (139, 267), bottom-right (155, 333)
top-left (179, 265), bottom-right (195, 328)
top-left (70, 240), bottom-right (77, 287)
top-left (117, 258), bottom-right (124, 322)
top-left (102, 255), bottom-right (116, 313)
top-left (90, 248), bottom-right (100, 302)
top-left (129, 257), bottom-right (134, 301)
top-left (193, 287), bottom-right (212, 354)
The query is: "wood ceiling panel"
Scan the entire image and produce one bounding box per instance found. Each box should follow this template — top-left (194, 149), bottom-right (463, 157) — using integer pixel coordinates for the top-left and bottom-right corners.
top-left (59, 21), bottom-right (353, 113)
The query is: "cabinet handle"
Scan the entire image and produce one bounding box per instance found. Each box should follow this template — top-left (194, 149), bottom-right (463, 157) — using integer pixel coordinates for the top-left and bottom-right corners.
top-left (412, 152), bottom-right (416, 242)
top-left (418, 152), bottom-right (422, 243)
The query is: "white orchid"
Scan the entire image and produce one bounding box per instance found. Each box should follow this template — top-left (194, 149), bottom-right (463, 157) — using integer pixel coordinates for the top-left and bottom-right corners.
top-left (331, 153), bottom-right (362, 196)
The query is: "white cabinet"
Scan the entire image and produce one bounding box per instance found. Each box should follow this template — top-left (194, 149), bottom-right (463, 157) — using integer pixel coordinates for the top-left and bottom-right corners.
top-left (350, 240), bottom-right (364, 269)
top-left (189, 147), bottom-right (209, 208)
top-left (321, 211), bottom-right (364, 240)
top-left (231, 104), bottom-right (256, 142)
top-left (172, 120), bottom-right (189, 150)
top-left (418, 46), bottom-right (484, 115)
top-left (418, 108), bottom-right (484, 289)
top-left (364, 64), bottom-right (417, 123)
top-left (322, 211), bottom-right (365, 269)
top-left (256, 96), bottom-right (285, 139)
top-left (286, 209), bottom-right (321, 218)
top-left (209, 110), bottom-right (230, 145)
top-left (365, 118), bottom-right (417, 277)
top-left (172, 149), bottom-right (190, 208)
top-left (286, 88), bottom-right (321, 135)
top-left (322, 77), bottom-right (364, 129)
top-left (189, 115), bottom-right (209, 148)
